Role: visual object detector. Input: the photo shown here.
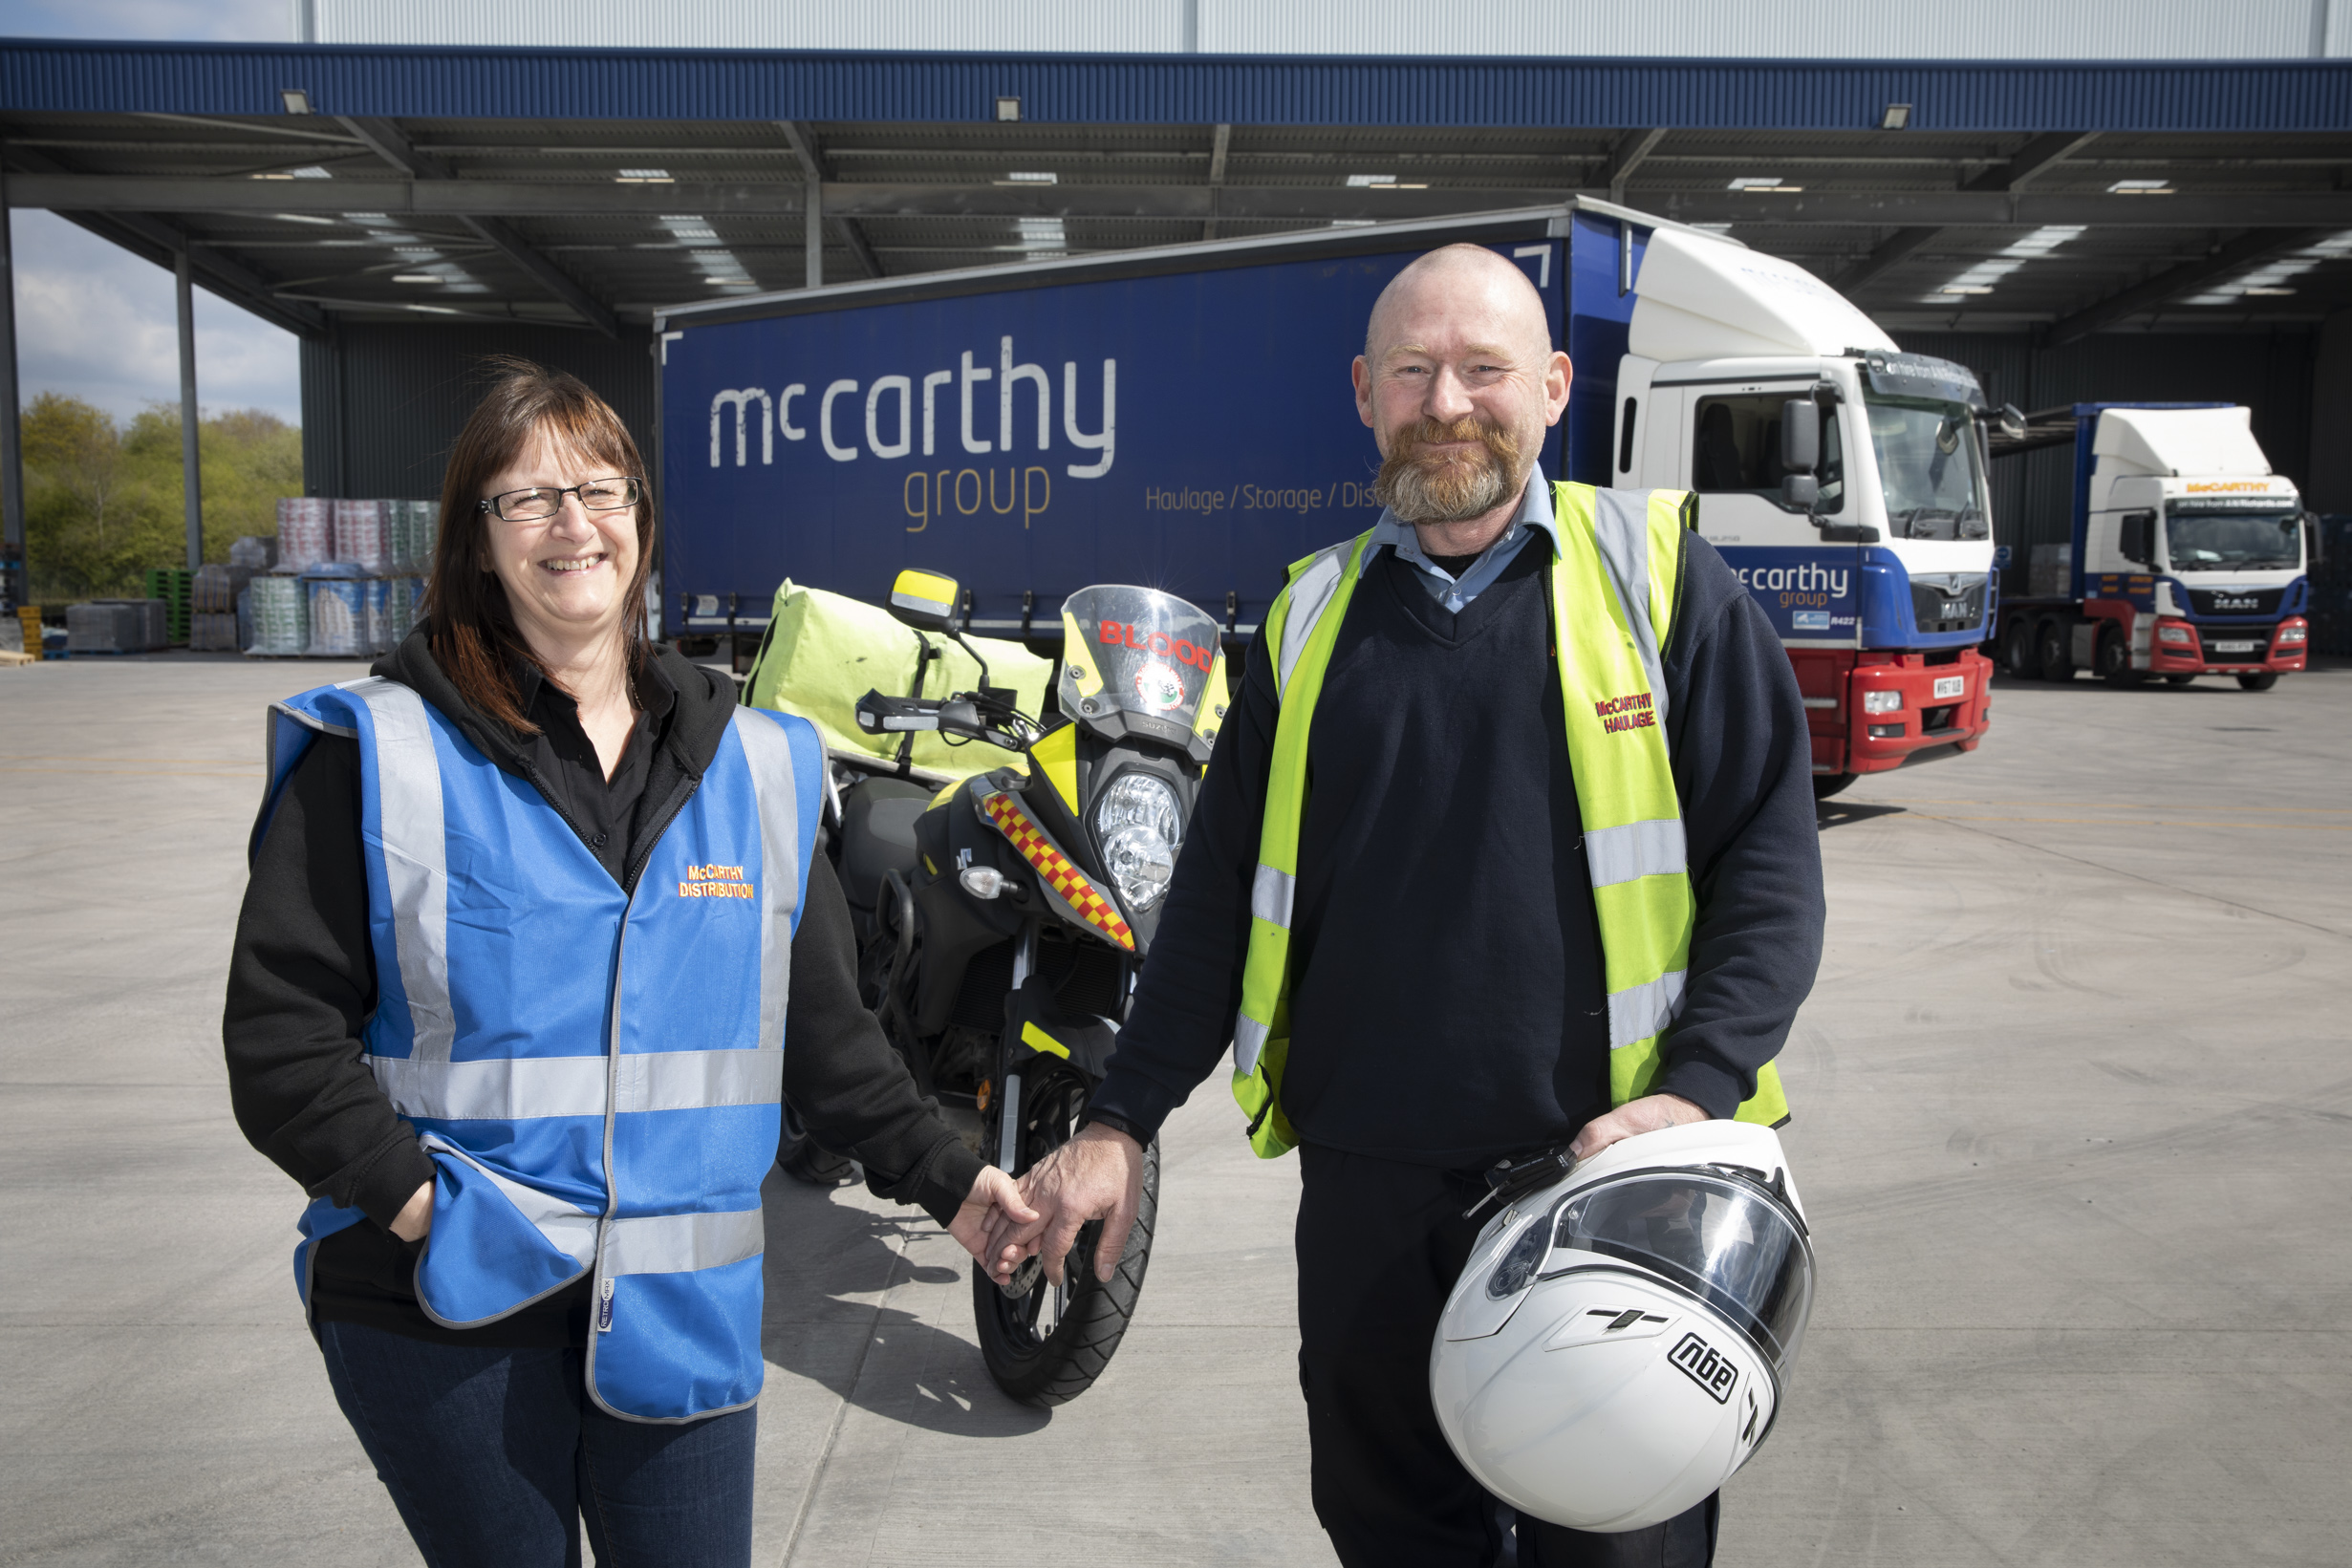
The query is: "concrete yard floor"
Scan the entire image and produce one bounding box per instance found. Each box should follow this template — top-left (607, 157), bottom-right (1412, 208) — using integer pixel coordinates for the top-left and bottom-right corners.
top-left (2, 654), bottom-right (2346, 1567)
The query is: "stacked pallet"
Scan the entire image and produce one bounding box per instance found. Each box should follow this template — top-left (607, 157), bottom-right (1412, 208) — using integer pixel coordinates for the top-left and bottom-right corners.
top-left (67, 599), bottom-right (169, 654)
top-left (248, 501), bottom-right (436, 657)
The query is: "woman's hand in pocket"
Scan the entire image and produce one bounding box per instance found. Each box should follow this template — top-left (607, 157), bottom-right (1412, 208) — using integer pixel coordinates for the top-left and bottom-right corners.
top-left (388, 1180), bottom-right (434, 1242)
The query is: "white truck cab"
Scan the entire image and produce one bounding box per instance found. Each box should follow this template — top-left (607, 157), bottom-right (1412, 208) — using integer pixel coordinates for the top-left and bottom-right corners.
top-left (1610, 229), bottom-right (1998, 791)
top-left (1997, 403), bottom-right (2312, 689)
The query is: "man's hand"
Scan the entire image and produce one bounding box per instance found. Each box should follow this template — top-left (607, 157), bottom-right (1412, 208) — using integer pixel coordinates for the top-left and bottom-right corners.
top-left (988, 1126), bottom-right (1146, 1288)
top-left (947, 1167), bottom-right (1039, 1265)
top-left (388, 1180), bottom-right (434, 1243)
top-left (1569, 1092), bottom-right (1708, 1160)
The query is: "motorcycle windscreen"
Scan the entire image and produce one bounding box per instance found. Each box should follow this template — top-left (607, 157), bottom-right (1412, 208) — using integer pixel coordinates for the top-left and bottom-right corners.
top-left (1547, 1171), bottom-right (1815, 1377)
top-left (1060, 586), bottom-right (1221, 734)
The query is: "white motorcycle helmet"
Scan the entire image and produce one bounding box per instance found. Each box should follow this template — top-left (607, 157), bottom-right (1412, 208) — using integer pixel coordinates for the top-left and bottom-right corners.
top-left (1430, 1121), bottom-right (1815, 1533)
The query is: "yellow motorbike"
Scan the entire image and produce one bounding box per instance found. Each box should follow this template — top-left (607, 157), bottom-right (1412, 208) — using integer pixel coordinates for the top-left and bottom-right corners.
top-left (798, 569), bottom-right (1226, 1406)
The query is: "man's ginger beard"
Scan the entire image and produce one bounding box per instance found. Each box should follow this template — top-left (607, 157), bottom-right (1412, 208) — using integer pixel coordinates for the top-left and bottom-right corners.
top-left (1372, 415), bottom-right (1526, 525)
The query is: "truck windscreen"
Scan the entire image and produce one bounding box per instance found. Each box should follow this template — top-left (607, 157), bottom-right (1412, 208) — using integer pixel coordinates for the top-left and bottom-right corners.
top-left (1865, 394), bottom-right (1989, 541)
top-left (2164, 508), bottom-right (2302, 571)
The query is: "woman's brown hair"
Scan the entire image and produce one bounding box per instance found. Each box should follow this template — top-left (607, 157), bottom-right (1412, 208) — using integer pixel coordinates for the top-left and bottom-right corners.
top-left (425, 356), bottom-right (654, 734)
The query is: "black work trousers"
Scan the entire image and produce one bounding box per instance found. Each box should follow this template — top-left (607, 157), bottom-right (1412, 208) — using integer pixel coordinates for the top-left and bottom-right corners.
top-left (1296, 1145), bottom-right (1720, 1568)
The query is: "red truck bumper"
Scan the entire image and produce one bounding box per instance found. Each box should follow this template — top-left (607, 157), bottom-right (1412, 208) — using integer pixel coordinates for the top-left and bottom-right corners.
top-left (1791, 648), bottom-right (1993, 779)
top-left (2147, 614), bottom-right (2309, 677)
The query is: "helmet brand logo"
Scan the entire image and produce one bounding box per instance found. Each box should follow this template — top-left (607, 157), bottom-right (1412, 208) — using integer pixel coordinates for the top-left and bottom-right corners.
top-left (1668, 1331), bottom-right (1738, 1404)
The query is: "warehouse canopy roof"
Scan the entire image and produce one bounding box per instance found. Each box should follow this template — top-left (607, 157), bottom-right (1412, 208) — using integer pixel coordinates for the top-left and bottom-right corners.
top-left (6, 39), bottom-right (2351, 343)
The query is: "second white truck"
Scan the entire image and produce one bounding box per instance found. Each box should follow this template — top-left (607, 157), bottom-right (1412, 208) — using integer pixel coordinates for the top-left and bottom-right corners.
top-left (1992, 403), bottom-right (2314, 690)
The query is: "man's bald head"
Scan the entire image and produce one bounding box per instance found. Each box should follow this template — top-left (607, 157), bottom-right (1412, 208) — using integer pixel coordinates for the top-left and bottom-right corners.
top-left (1365, 244), bottom-right (1551, 366)
top-left (1350, 244), bottom-right (1572, 535)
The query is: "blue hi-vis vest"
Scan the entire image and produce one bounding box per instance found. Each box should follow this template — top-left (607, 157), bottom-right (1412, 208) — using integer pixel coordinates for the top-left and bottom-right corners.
top-left (258, 677), bottom-right (823, 1424)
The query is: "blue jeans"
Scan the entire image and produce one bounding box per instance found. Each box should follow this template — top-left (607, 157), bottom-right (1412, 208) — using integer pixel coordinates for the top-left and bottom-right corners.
top-left (314, 1321), bottom-right (757, 1568)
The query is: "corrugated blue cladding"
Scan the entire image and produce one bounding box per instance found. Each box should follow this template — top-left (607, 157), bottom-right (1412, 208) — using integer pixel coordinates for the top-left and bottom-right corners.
top-left (5, 40), bottom-right (2352, 130)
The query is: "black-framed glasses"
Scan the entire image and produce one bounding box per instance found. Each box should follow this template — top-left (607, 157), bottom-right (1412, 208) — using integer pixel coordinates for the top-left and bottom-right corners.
top-left (478, 477), bottom-right (642, 522)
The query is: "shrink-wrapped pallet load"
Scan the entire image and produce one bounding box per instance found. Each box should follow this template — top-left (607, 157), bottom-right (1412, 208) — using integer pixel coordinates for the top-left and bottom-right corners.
top-left (304, 565), bottom-right (369, 657)
top-left (333, 500), bottom-right (392, 574)
top-left (276, 499), bottom-right (333, 572)
top-left (248, 574), bottom-right (309, 655)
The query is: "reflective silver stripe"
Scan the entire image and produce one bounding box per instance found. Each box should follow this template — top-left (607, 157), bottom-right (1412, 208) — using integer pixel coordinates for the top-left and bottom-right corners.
top-left (375, 1054), bottom-right (608, 1120)
top-left (1250, 863), bottom-right (1295, 930)
top-left (1275, 545), bottom-right (1349, 698)
top-left (1587, 489), bottom-right (1670, 734)
top-left (1233, 1014), bottom-right (1271, 1075)
top-left (420, 1133), bottom-right (600, 1268)
top-left (1607, 968), bottom-right (1689, 1050)
top-left (375, 1050), bottom-right (780, 1120)
top-left (1584, 819), bottom-right (1687, 889)
top-left (602, 1207), bottom-right (765, 1277)
top-left (729, 709), bottom-right (802, 1051)
top-left (613, 1049), bottom-right (782, 1113)
top-left (344, 677), bottom-right (456, 1063)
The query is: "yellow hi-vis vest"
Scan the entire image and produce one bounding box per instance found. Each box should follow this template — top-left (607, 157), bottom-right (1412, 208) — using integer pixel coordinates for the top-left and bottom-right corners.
top-left (1229, 482), bottom-right (1793, 1158)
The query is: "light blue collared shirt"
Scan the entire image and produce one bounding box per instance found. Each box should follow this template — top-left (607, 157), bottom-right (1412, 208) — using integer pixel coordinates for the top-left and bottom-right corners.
top-left (1366, 473), bottom-right (1557, 613)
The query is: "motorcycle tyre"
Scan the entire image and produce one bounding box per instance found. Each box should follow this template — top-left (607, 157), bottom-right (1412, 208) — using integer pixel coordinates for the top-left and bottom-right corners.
top-left (777, 1098), bottom-right (860, 1188)
top-left (972, 1133), bottom-right (1161, 1407)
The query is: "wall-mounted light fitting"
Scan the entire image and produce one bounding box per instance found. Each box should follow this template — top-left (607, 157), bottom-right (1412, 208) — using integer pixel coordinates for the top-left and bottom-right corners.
top-left (281, 89), bottom-right (313, 115)
top-left (1881, 103), bottom-right (1912, 130)
top-left (995, 97), bottom-right (1022, 122)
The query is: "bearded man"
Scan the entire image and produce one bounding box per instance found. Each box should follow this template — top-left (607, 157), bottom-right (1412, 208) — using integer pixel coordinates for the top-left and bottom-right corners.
top-left (994, 244), bottom-right (1825, 1567)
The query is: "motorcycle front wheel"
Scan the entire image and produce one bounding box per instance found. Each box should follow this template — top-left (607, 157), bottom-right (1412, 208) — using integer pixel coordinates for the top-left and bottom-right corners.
top-left (972, 1066), bottom-right (1160, 1407)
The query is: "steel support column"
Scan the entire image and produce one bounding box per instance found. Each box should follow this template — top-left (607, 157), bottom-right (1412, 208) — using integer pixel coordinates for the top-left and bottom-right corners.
top-left (175, 247), bottom-right (202, 571)
top-left (0, 172), bottom-right (23, 613)
top-left (806, 175), bottom-right (823, 289)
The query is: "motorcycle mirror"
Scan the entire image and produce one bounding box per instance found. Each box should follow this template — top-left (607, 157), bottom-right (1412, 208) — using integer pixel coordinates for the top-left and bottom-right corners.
top-left (887, 569), bottom-right (960, 633)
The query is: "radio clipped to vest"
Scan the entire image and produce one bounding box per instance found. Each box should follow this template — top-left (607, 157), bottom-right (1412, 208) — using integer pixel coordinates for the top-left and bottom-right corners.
top-left (1228, 483), bottom-right (1791, 1158)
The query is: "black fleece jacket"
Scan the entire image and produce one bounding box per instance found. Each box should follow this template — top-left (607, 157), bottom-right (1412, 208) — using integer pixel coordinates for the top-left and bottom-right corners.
top-left (224, 629), bottom-right (982, 1346)
top-left (1087, 528), bottom-right (1824, 1162)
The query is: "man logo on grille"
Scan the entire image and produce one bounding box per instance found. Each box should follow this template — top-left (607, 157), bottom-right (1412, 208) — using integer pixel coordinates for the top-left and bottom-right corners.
top-left (1668, 1331), bottom-right (1737, 1404)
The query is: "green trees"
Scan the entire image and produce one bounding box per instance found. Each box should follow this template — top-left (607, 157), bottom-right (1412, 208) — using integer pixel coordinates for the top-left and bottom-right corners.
top-left (20, 394), bottom-right (302, 601)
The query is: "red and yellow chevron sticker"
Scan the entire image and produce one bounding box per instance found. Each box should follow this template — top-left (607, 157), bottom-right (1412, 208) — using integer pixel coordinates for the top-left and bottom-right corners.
top-left (981, 791), bottom-right (1135, 951)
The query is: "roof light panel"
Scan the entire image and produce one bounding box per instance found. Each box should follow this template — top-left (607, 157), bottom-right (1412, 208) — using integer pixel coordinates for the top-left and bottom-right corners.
top-left (1922, 225), bottom-right (2085, 302)
top-left (2183, 229), bottom-right (2352, 306)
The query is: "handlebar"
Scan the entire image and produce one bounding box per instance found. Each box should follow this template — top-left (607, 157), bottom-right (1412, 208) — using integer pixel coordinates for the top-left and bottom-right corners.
top-left (854, 687), bottom-right (1037, 754)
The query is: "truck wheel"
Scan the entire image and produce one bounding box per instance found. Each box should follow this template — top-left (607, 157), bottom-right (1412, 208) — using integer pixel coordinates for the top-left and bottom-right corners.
top-left (2035, 619), bottom-right (2076, 682)
top-left (2096, 625), bottom-right (2143, 686)
top-left (2236, 673), bottom-right (2279, 691)
top-left (2165, 674), bottom-right (2196, 686)
top-left (1812, 773), bottom-right (1857, 801)
top-left (1999, 617), bottom-right (2040, 679)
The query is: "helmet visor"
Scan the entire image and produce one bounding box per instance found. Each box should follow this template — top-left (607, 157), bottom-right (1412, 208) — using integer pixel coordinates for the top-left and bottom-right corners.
top-left (1548, 1171), bottom-right (1814, 1375)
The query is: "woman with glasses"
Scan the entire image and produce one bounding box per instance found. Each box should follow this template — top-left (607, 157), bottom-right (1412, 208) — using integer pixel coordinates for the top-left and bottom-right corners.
top-left (224, 357), bottom-right (1029, 1567)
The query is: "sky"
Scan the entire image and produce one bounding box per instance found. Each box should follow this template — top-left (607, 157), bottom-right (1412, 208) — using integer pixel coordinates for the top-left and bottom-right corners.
top-left (3, 0), bottom-right (304, 427)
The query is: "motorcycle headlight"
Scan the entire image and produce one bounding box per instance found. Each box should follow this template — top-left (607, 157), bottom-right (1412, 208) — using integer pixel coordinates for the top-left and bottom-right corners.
top-left (1092, 772), bottom-right (1182, 913)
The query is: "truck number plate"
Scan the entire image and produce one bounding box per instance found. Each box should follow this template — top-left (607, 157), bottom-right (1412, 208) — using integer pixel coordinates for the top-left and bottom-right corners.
top-left (1932, 676), bottom-right (1966, 699)
top-left (2212, 640), bottom-right (2256, 654)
